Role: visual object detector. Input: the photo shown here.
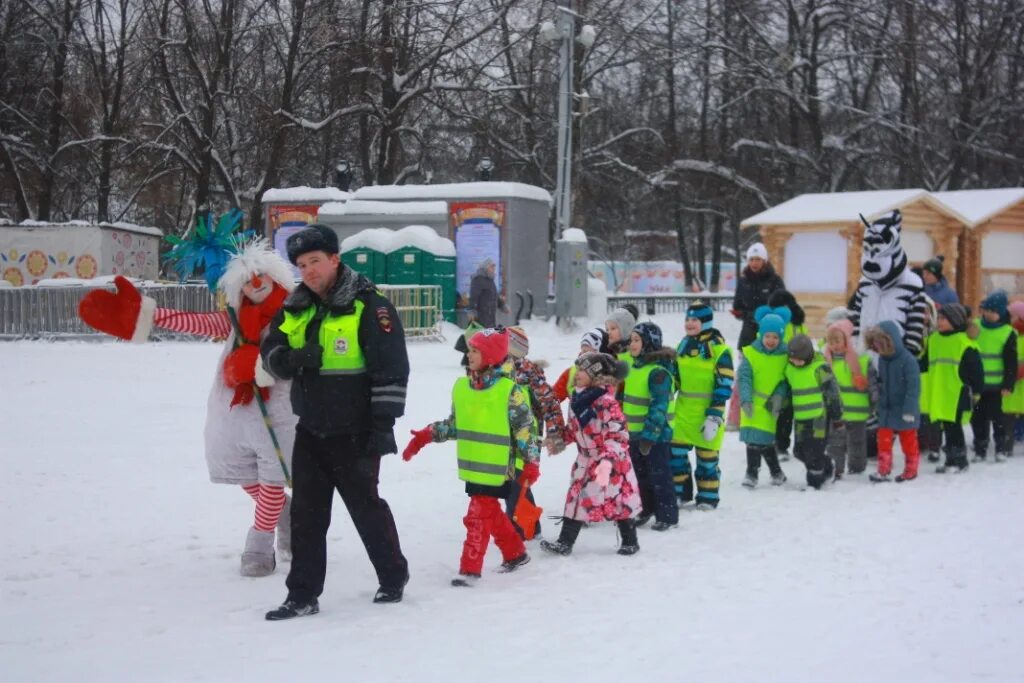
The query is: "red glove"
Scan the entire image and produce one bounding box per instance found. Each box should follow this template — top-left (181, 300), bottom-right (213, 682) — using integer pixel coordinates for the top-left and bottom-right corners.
top-left (78, 275), bottom-right (149, 341)
top-left (730, 308), bottom-right (743, 320)
top-left (518, 461), bottom-right (540, 487)
top-left (223, 344), bottom-right (259, 388)
top-left (403, 427), bottom-right (433, 461)
top-left (852, 374), bottom-right (869, 391)
top-left (1017, 365), bottom-right (1024, 381)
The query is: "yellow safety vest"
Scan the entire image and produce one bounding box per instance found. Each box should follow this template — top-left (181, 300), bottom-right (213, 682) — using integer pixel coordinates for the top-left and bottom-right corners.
top-left (830, 356), bottom-right (870, 422)
top-left (918, 339), bottom-right (930, 415)
top-left (784, 322), bottom-right (809, 344)
top-left (1004, 329), bottom-right (1024, 414)
top-left (622, 363), bottom-right (676, 435)
top-left (926, 332), bottom-right (973, 423)
top-left (451, 376), bottom-right (524, 486)
top-left (785, 356), bottom-right (826, 421)
top-left (740, 346), bottom-right (789, 433)
top-left (976, 322), bottom-right (1014, 389)
top-left (279, 299), bottom-right (366, 375)
top-left (673, 343), bottom-right (730, 449)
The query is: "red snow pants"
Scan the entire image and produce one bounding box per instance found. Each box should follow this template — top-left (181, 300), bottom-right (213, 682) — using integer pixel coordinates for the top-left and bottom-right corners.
top-left (460, 495), bottom-right (525, 575)
top-left (877, 428), bottom-right (920, 478)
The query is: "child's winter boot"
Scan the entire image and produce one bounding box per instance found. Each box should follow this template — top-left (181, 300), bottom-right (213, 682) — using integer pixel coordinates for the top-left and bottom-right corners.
top-left (240, 527), bottom-right (276, 577)
top-left (896, 441), bottom-right (920, 482)
top-left (540, 518), bottom-right (582, 556)
top-left (742, 470), bottom-right (758, 488)
top-left (616, 519), bottom-right (639, 555)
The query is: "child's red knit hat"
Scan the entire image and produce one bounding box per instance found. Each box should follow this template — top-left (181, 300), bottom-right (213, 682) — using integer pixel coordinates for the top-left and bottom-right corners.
top-left (468, 328), bottom-right (509, 367)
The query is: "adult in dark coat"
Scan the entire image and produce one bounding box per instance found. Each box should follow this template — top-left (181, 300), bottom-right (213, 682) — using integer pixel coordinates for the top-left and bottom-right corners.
top-left (260, 225), bottom-right (410, 620)
top-left (467, 258), bottom-right (504, 328)
top-left (732, 243), bottom-right (786, 350)
top-left (921, 256), bottom-right (959, 306)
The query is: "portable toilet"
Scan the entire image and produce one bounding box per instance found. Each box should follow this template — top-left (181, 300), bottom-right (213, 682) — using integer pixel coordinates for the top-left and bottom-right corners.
top-left (340, 228), bottom-right (392, 283)
top-left (385, 225), bottom-right (457, 325)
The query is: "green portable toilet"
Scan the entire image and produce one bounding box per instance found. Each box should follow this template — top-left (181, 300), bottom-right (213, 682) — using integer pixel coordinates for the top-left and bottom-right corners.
top-left (386, 225), bottom-right (457, 325)
top-left (341, 228), bottom-right (392, 283)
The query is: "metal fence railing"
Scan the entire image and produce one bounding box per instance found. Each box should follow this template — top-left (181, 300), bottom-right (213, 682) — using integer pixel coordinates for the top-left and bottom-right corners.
top-left (607, 291), bottom-right (734, 315)
top-left (0, 282), bottom-right (442, 341)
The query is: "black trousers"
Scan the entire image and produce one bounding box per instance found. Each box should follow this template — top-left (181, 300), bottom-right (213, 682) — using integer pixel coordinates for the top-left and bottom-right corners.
top-left (970, 390), bottom-right (1012, 455)
top-left (775, 404), bottom-right (794, 452)
top-left (918, 415), bottom-right (943, 453)
top-left (286, 427), bottom-right (408, 603)
top-left (745, 444), bottom-right (783, 477)
top-left (794, 419), bottom-right (832, 487)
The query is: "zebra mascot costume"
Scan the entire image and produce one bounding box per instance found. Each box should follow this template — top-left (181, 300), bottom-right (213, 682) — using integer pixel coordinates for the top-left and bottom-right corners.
top-left (848, 210), bottom-right (927, 354)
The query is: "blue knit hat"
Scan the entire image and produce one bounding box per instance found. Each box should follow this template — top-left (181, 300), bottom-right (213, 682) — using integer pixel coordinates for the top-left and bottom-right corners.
top-left (632, 321), bottom-right (663, 353)
top-left (755, 304), bottom-right (791, 340)
top-left (686, 300), bottom-right (715, 332)
top-left (980, 289), bottom-right (1009, 316)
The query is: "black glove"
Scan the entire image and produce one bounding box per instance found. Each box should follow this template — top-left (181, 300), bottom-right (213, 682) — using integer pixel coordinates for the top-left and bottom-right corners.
top-left (638, 439), bottom-right (653, 456)
top-left (288, 343), bottom-right (323, 370)
top-left (372, 417), bottom-right (397, 456)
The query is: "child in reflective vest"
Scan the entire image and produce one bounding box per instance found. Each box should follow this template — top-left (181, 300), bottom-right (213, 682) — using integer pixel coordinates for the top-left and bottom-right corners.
top-left (769, 289), bottom-right (809, 462)
top-left (782, 334), bottom-right (843, 489)
top-left (823, 319), bottom-right (873, 477)
top-left (923, 304), bottom-right (984, 473)
top-left (864, 321), bottom-right (921, 482)
top-left (541, 352), bottom-right (641, 557)
top-left (670, 301), bottom-right (734, 509)
top-left (970, 290), bottom-right (1019, 462)
top-left (738, 306), bottom-right (791, 488)
top-left (624, 321), bottom-right (678, 530)
top-left (1006, 301), bottom-right (1024, 450)
top-left (917, 298), bottom-right (944, 464)
top-left (402, 328), bottom-right (539, 587)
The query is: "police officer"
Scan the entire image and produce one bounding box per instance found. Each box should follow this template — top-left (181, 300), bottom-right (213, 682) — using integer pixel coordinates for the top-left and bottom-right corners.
top-left (261, 225), bottom-right (410, 620)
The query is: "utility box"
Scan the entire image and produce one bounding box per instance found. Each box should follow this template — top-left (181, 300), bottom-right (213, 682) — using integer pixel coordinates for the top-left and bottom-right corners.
top-left (340, 228), bottom-right (392, 283)
top-left (554, 228), bottom-right (589, 318)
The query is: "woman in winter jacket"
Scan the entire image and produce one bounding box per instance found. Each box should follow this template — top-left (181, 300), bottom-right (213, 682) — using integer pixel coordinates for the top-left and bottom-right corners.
top-left (541, 352), bottom-right (641, 557)
top-left (732, 243), bottom-right (786, 350)
top-left (624, 321), bottom-right (679, 530)
top-left (921, 256), bottom-right (959, 306)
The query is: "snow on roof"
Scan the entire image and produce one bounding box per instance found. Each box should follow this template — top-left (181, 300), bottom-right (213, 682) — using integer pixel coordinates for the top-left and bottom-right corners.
top-left (740, 189), bottom-right (968, 227)
top-left (318, 199), bottom-right (449, 217)
top-left (560, 228), bottom-right (588, 243)
top-left (930, 188), bottom-right (1024, 227)
top-left (341, 228), bottom-right (395, 253)
top-left (353, 182), bottom-right (553, 205)
top-left (261, 186), bottom-right (351, 203)
top-left (388, 225), bottom-right (456, 256)
top-left (340, 225), bottom-right (455, 257)
top-left (6, 220), bottom-right (162, 236)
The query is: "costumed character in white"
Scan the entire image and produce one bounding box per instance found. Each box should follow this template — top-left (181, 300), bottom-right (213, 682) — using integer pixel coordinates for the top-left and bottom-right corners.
top-left (847, 210), bottom-right (927, 354)
top-left (79, 222), bottom-right (297, 578)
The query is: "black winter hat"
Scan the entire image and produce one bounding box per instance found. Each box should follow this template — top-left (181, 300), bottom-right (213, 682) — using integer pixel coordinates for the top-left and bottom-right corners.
top-left (633, 321), bottom-right (663, 353)
top-left (938, 303), bottom-right (968, 331)
top-left (923, 255), bottom-right (944, 278)
top-left (576, 352), bottom-right (629, 381)
top-left (788, 334), bottom-right (815, 363)
top-left (768, 289), bottom-right (805, 326)
top-left (286, 224), bottom-right (340, 264)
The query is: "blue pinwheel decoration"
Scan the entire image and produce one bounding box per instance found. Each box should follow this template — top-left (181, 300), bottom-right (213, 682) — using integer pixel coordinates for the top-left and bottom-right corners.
top-left (164, 208), bottom-right (253, 290)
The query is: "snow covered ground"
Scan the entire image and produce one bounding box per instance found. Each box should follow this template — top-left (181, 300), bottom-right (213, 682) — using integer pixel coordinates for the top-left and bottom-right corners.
top-left (3, 314), bottom-right (1023, 682)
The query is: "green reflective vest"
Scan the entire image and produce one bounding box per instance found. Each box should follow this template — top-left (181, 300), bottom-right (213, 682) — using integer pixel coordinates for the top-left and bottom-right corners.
top-left (452, 376), bottom-right (524, 486)
top-left (785, 356), bottom-right (826, 421)
top-left (622, 363), bottom-right (676, 435)
top-left (673, 343), bottom-right (730, 449)
top-left (280, 299), bottom-right (367, 375)
top-left (831, 356), bottom-right (871, 422)
top-left (976, 322), bottom-right (1014, 389)
top-left (1004, 330), bottom-right (1024, 414)
top-left (784, 322), bottom-right (809, 344)
top-left (926, 331), bottom-right (974, 423)
top-left (740, 346), bottom-right (789, 433)
top-left (567, 365), bottom-right (578, 395)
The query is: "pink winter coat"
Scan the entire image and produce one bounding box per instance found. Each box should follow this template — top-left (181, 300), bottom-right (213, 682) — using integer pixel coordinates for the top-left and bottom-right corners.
top-left (562, 385), bottom-right (641, 522)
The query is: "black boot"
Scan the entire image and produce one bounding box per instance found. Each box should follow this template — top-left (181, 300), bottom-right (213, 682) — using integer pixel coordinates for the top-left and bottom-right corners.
top-left (617, 519), bottom-right (639, 555)
top-left (265, 597), bottom-right (319, 621)
top-left (540, 518), bottom-right (582, 556)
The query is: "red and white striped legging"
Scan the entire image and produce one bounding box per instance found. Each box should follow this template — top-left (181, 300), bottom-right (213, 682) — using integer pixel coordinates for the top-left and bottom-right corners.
top-left (242, 484), bottom-right (286, 532)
